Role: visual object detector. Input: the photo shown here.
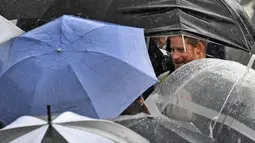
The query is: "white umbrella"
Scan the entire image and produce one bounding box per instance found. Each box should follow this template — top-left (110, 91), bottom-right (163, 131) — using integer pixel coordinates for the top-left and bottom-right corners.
top-left (0, 15), bottom-right (24, 44)
top-left (0, 111), bottom-right (149, 143)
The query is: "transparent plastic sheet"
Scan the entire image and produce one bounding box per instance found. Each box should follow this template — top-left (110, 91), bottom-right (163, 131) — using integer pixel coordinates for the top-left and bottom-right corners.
top-left (145, 57), bottom-right (255, 142)
top-left (209, 54), bottom-right (255, 139)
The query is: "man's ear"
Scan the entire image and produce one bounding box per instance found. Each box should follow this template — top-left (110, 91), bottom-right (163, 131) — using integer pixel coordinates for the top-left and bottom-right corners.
top-left (196, 42), bottom-right (205, 55)
top-left (197, 42), bottom-right (205, 53)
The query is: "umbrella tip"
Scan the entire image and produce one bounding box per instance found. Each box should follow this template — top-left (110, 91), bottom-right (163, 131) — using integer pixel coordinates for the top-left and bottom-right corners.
top-left (47, 105), bottom-right (52, 124)
top-left (57, 48), bottom-right (62, 53)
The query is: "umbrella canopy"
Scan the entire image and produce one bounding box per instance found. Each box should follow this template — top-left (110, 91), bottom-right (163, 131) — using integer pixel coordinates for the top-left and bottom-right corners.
top-left (0, 0), bottom-right (54, 20)
top-left (145, 58), bottom-right (255, 142)
top-left (39, 0), bottom-right (255, 52)
top-left (112, 113), bottom-right (219, 143)
top-left (0, 111), bottom-right (149, 143)
top-left (0, 15), bottom-right (24, 44)
top-left (0, 15), bottom-right (157, 125)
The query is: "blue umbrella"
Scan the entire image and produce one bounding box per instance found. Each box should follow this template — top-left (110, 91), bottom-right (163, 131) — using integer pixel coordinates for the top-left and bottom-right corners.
top-left (0, 15), bottom-right (157, 125)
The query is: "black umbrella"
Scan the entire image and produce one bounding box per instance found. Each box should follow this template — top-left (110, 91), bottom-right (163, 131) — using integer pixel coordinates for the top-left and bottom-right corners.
top-left (39, 0), bottom-right (255, 52)
top-left (112, 114), bottom-right (219, 143)
top-left (0, 0), bottom-right (53, 20)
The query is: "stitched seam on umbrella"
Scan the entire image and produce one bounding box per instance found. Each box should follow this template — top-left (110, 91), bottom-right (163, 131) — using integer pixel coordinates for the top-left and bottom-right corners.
top-left (61, 21), bottom-right (73, 46)
top-left (177, 8), bottom-right (182, 35)
top-left (67, 65), bottom-right (99, 118)
top-left (220, 0), bottom-right (250, 50)
top-left (62, 51), bottom-right (156, 117)
top-left (0, 52), bottom-right (57, 112)
top-left (0, 50), bottom-right (56, 108)
top-left (62, 50), bottom-right (157, 82)
top-left (59, 16), bottom-right (105, 48)
top-left (41, 28), bottom-right (58, 48)
top-left (180, 6), bottom-right (234, 23)
top-left (60, 16), bottom-right (64, 50)
top-left (13, 36), bottom-right (55, 49)
top-left (63, 26), bottom-right (105, 48)
top-left (71, 54), bottom-right (140, 116)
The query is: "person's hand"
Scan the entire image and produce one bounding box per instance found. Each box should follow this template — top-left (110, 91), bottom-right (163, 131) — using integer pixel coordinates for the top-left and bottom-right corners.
top-left (136, 96), bottom-right (145, 106)
top-left (121, 96), bottom-right (150, 115)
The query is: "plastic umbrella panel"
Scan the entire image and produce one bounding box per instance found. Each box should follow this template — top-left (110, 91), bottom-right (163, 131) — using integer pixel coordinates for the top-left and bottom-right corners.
top-left (146, 58), bottom-right (255, 142)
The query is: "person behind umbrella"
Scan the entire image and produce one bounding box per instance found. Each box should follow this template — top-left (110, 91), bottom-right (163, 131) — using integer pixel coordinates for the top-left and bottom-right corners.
top-left (121, 35), bottom-right (206, 116)
top-left (147, 35), bottom-right (206, 122)
top-left (156, 35), bottom-right (206, 83)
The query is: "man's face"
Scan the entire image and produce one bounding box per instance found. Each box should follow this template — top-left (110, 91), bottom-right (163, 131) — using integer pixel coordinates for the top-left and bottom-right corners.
top-left (170, 36), bottom-right (205, 69)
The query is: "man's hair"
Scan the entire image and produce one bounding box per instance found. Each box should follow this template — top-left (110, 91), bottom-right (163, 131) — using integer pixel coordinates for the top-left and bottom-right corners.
top-left (184, 36), bottom-right (206, 47)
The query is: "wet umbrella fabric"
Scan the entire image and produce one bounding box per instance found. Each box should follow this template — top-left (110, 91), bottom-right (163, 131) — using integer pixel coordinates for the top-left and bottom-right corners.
top-left (145, 58), bottom-right (255, 142)
top-left (0, 0), bottom-right (54, 20)
top-left (112, 114), bottom-right (219, 143)
top-left (0, 112), bottom-right (149, 143)
top-left (40, 0), bottom-right (255, 52)
top-left (0, 15), bottom-right (157, 125)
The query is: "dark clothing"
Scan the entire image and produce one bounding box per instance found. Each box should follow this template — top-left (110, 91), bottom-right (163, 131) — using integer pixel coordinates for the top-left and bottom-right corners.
top-left (121, 96), bottom-right (150, 115)
top-left (0, 122), bottom-right (4, 129)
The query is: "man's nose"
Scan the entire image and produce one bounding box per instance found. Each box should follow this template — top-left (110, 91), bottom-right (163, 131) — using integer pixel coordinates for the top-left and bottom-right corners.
top-left (171, 52), bottom-right (179, 60)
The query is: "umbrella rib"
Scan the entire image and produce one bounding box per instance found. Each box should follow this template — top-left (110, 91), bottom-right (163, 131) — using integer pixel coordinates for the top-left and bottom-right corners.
top-left (60, 17), bottom-right (64, 50)
top-left (0, 51), bottom-right (55, 80)
top-left (66, 65), bottom-right (99, 118)
top-left (61, 22), bottom-right (73, 45)
top-left (14, 36), bottom-right (56, 49)
top-left (120, 5), bottom-right (234, 23)
top-left (0, 52), bottom-right (56, 114)
top-left (220, 0), bottom-right (250, 50)
top-left (64, 26), bottom-right (105, 48)
top-left (41, 28), bottom-right (57, 47)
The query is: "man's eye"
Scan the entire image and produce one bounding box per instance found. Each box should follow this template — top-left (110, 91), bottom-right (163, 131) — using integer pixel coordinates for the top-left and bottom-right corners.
top-left (177, 49), bottom-right (185, 52)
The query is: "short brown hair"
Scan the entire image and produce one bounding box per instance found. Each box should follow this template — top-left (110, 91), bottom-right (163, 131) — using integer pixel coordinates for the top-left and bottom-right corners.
top-left (184, 36), bottom-right (206, 47)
